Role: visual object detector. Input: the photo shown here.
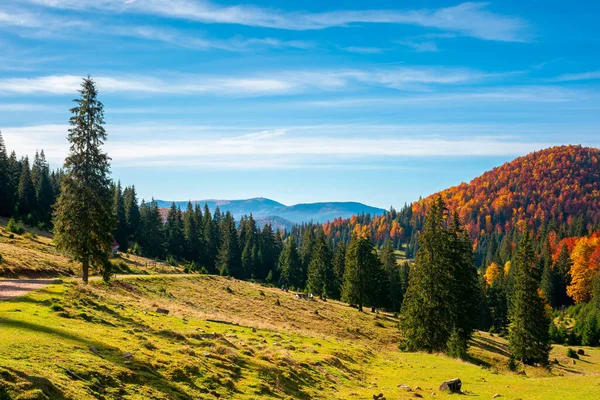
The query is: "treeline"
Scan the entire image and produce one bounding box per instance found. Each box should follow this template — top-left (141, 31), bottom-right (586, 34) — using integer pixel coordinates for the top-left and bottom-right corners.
top-left (0, 134), bottom-right (62, 229)
top-left (118, 198), bottom-right (410, 312)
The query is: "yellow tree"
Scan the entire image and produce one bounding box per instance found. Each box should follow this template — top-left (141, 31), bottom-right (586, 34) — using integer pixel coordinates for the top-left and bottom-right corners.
top-left (567, 237), bottom-right (600, 303)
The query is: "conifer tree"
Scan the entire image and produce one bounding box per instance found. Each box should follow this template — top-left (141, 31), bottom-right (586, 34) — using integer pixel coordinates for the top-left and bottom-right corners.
top-left (508, 230), bottom-right (551, 365)
top-left (123, 185), bottom-right (140, 242)
top-left (300, 228), bottom-right (315, 287)
top-left (16, 157), bottom-right (37, 222)
top-left (399, 198), bottom-right (479, 355)
top-left (165, 202), bottom-right (184, 258)
top-left (138, 199), bottom-right (164, 259)
top-left (0, 132), bottom-right (12, 217)
top-left (240, 214), bottom-right (258, 279)
top-left (217, 211), bottom-right (241, 277)
top-left (341, 233), bottom-right (381, 311)
top-left (306, 228), bottom-right (331, 296)
top-left (554, 242), bottom-right (573, 307)
top-left (259, 224), bottom-right (279, 281)
top-left (54, 77), bottom-right (114, 283)
top-left (400, 197), bottom-right (454, 352)
top-left (34, 151), bottom-right (54, 227)
top-left (330, 242), bottom-right (346, 300)
top-left (381, 240), bottom-right (400, 310)
top-left (184, 201), bottom-right (201, 262)
top-left (112, 182), bottom-right (128, 252)
top-left (278, 236), bottom-right (303, 289)
top-left (541, 260), bottom-right (559, 308)
top-left (202, 204), bottom-right (217, 273)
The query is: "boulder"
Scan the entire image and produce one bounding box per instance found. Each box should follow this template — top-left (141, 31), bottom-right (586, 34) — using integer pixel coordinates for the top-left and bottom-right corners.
top-left (88, 346), bottom-right (99, 355)
top-left (439, 378), bottom-right (462, 393)
top-left (493, 394), bottom-right (501, 399)
top-left (397, 384), bottom-right (412, 392)
top-left (372, 393), bottom-right (385, 400)
top-left (577, 349), bottom-right (585, 356)
top-left (156, 308), bottom-right (169, 315)
top-left (123, 352), bottom-right (133, 359)
top-left (414, 394), bottom-right (423, 398)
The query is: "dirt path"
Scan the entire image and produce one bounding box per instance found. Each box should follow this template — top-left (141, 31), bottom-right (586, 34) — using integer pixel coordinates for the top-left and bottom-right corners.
top-left (0, 279), bottom-right (58, 300)
top-left (0, 274), bottom-right (194, 300)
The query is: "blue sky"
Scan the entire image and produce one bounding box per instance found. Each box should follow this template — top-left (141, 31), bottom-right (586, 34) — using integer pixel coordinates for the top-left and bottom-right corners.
top-left (1, 0), bottom-right (599, 209)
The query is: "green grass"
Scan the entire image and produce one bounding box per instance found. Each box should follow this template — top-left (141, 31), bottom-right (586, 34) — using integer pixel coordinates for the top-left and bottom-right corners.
top-left (1, 275), bottom-right (600, 399)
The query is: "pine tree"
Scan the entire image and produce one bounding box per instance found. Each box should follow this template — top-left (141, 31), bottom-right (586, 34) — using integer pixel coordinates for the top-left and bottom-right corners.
top-left (0, 131), bottom-right (11, 217)
top-left (554, 242), bottom-right (573, 307)
top-left (184, 202), bottom-right (201, 262)
top-left (34, 151), bottom-right (54, 227)
top-left (381, 240), bottom-right (400, 310)
top-left (216, 211), bottom-right (241, 277)
top-left (508, 230), bottom-right (551, 365)
top-left (112, 182), bottom-right (128, 252)
top-left (138, 199), bottom-right (164, 259)
top-left (300, 228), bottom-right (315, 287)
top-left (278, 236), bottom-right (303, 289)
top-left (341, 233), bottom-right (381, 311)
top-left (53, 77), bottom-right (114, 283)
top-left (202, 204), bottom-right (217, 273)
top-left (240, 215), bottom-right (258, 279)
top-left (258, 224), bottom-right (279, 281)
top-left (306, 228), bottom-right (331, 296)
top-left (330, 242), bottom-right (346, 300)
top-left (540, 260), bottom-right (559, 308)
top-left (123, 185), bottom-right (140, 242)
top-left (398, 261), bottom-right (410, 309)
top-left (16, 157), bottom-right (37, 222)
top-left (165, 202), bottom-right (184, 258)
top-left (400, 197), bottom-right (454, 352)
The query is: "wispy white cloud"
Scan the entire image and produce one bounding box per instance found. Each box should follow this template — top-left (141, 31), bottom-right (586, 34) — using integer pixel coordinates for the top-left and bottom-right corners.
top-left (1, 122), bottom-right (577, 170)
top-left (554, 70), bottom-right (600, 82)
top-left (115, 26), bottom-right (313, 51)
top-left (341, 46), bottom-right (385, 54)
top-left (396, 40), bottom-right (439, 52)
top-left (24, 1), bottom-right (531, 41)
top-left (0, 67), bottom-right (495, 96)
top-left (303, 86), bottom-right (585, 107)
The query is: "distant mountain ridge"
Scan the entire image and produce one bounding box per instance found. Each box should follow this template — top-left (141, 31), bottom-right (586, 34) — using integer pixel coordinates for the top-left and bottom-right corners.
top-left (155, 197), bottom-right (386, 226)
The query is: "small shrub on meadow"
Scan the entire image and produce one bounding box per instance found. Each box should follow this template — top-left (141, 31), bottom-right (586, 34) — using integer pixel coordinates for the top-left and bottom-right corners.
top-left (7, 218), bottom-right (25, 235)
top-left (566, 348), bottom-right (579, 359)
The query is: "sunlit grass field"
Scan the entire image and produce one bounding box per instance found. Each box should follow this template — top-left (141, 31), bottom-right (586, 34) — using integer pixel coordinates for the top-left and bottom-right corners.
top-left (1, 274), bottom-right (599, 399)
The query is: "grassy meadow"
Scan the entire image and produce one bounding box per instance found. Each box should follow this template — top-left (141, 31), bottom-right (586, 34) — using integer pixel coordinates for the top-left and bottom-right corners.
top-left (1, 274), bottom-right (599, 399)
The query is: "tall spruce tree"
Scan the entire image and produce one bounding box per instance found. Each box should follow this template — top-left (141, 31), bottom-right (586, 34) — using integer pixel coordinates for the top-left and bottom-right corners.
top-left (306, 228), bottom-right (332, 296)
top-left (202, 204), bottom-right (217, 273)
top-left (165, 203), bottom-right (185, 258)
top-left (400, 198), bottom-right (479, 355)
top-left (554, 243), bottom-right (573, 307)
top-left (508, 230), bottom-right (551, 365)
top-left (138, 199), bottom-right (164, 259)
top-left (123, 185), bottom-right (140, 242)
top-left (341, 233), bottom-right (381, 311)
top-left (54, 77), bottom-right (114, 283)
top-left (217, 211), bottom-right (241, 277)
top-left (0, 132), bottom-right (12, 217)
top-left (16, 157), bottom-right (37, 222)
top-left (258, 224), bottom-right (279, 281)
top-left (112, 182), bottom-right (128, 252)
top-left (34, 151), bottom-right (54, 227)
top-left (330, 242), bottom-right (346, 300)
top-left (381, 240), bottom-right (400, 310)
top-left (184, 201), bottom-right (201, 262)
top-left (278, 236), bottom-right (303, 289)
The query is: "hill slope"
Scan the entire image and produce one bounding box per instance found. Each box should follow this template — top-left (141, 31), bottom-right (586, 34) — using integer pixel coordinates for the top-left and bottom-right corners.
top-left (156, 198), bottom-right (386, 224)
top-left (2, 275), bottom-right (599, 399)
top-left (415, 145), bottom-right (600, 236)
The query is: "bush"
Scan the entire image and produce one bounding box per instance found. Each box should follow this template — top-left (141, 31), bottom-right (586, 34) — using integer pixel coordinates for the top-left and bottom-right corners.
top-left (199, 266), bottom-right (209, 274)
top-left (23, 232), bottom-right (37, 240)
top-left (7, 218), bottom-right (25, 235)
top-left (566, 348), bottom-right (579, 359)
top-left (166, 255), bottom-right (178, 267)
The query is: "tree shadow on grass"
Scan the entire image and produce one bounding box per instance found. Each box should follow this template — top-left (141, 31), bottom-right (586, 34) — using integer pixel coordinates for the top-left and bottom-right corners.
top-left (0, 318), bottom-right (201, 399)
top-left (470, 336), bottom-right (511, 358)
top-left (0, 366), bottom-right (67, 400)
